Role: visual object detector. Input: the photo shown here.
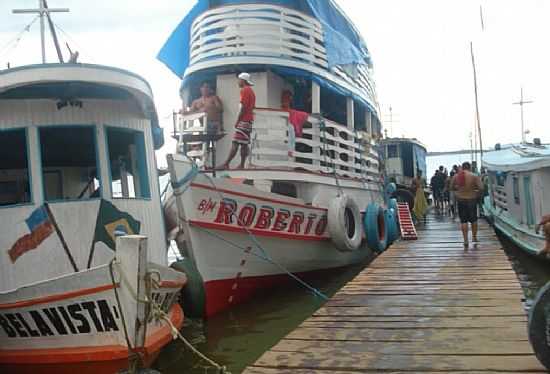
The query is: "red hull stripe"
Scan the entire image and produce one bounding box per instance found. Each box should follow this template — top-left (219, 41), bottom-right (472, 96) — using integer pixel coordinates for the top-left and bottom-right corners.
top-left (0, 284), bottom-right (118, 310)
top-left (190, 182), bottom-right (328, 212)
top-left (189, 220), bottom-right (330, 241)
top-left (0, 304), bottom-right (183, 372)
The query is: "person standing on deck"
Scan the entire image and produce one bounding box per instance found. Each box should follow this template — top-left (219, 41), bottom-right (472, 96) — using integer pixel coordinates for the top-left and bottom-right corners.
top-left (412, 170), bottom-right (428, 221)
top-left (219, 73), bottom-right (256, 169)
top-left (184, 81), bottom-right (223, 134)
top-left (451, 161), bottom-right (484, 247)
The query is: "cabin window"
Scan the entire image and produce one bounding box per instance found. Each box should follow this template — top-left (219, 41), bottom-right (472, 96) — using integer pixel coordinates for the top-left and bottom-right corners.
top-left (353, 101), bottom-right (366, 131)
top-left (387, 144), bottom-right (398, 158)
top-left (513, 176), bottom-right (520, 204)
top-left (0, 129), bottom-right (31, 206)
top-left (39, 127), bottom-right (100, 201)
top-left (106, 127), bottom-right (151, 199)
top-left (271, 182), bottom-right (297, 198)
top-left (320, 87), bottom-right (347, 126)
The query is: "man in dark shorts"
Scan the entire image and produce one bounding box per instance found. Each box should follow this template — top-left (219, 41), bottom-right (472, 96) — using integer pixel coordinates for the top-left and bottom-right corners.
top-left (220, 72), bottom-right (256, 169)
top-left (451, 162), bottom-right (483, 247)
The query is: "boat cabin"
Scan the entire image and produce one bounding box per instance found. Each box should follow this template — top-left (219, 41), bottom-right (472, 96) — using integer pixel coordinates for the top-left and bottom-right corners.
top-left (164, 1), bottom-right (384, 198)
top-left (380, 137), bottom-right (427, 188)
top-left (0, 64), bottom-right (166, 291)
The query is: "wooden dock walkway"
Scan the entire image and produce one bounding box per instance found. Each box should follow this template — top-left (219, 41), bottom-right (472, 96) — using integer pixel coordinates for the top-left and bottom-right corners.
top-left (244, 214), bottom-right (548, 373)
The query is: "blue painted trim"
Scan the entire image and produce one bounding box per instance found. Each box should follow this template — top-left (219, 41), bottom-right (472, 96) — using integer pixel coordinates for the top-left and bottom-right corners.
top-left (0, 127), bottom-right (33, 208)
top-left (46, 197), bottom-right (102, 204)
top-left (149, 125), bottom-right (169, 249)
top-left (37, 124), bottom-right (103, 202)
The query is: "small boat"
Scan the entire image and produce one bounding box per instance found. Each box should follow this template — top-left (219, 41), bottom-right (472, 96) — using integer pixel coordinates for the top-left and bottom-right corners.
top-left (483, 140), bottom-right (549, 257)
top-left (159, 0), bottom-right (395, 318)
top-left (379, 136), bottom-right (428, 205)
top-left (0, 64), bottom-right (186, 373)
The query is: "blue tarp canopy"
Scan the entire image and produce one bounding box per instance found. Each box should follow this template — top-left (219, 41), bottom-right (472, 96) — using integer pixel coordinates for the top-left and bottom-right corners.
top-left (157, 0), bottom-right (372, 78)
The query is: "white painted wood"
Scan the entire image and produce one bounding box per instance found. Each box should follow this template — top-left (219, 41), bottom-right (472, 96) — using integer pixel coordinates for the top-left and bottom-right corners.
top-left (346, 97), bottom-right (354, 131)
top-left (311, 82), bottom-right (321, 114)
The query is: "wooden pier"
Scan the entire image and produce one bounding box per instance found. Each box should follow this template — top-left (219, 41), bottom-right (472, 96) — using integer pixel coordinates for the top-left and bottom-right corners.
top-left (244, 214), bottom-right (547, 373)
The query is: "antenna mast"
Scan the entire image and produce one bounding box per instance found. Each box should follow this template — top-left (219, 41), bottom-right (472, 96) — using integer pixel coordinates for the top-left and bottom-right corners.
top-left (12, 0), bottom-right (69, 63)
top-left (512, 87), bottom-right (534, 143)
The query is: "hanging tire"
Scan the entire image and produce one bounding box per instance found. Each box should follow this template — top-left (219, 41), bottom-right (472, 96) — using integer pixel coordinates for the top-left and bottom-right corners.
top-left (171, 258), bottom-right (205, 318)
top-left (385, 208), bottom-right (399, 244)
top-left (327, 194), bottom-right (363, 252)
top-left (394, 188), bottom-right (415, 211)
top-left (364, 203), bottom-right (389, 252)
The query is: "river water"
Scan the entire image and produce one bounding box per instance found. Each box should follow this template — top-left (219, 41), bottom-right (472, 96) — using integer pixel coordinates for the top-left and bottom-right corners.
top-left (155, 153), bottom-right (550, 374)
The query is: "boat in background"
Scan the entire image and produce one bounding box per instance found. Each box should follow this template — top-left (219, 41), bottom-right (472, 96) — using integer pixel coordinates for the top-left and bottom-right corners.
top-left (483, 140), bottom-right (550, 258)
top-left (160, 0), bottom-right (397, 318)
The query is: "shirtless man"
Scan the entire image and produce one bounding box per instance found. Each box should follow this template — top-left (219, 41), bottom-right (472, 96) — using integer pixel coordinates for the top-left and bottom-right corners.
top-left (186, 81), bottom-right (223, 133)
top-left (535, 214), bottom-right (550, 257)
top-left (451, 161), bottom-right (484, 247)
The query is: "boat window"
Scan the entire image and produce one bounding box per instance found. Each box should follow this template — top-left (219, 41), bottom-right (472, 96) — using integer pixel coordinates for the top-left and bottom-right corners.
top-left (271, 182), bottom-right (297, 198)
top-left (320, 87), bottom-right (347, 125)
top-left (106, 127), bottom-right (151, 199)
top-left (39, 127), bottom-right (100, 201)
top-left (0, 129), bottom-right (31, 206)
top-left (387, 144), bottom-right (398, 158)
top-left (513, 176), bottom-right (520, 204)
top-left (353, 101), bottom-right (366, 131)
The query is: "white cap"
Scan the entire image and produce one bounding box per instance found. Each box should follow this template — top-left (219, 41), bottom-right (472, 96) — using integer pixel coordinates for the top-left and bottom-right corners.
top-left (237, 72), bottom-right (254, 86)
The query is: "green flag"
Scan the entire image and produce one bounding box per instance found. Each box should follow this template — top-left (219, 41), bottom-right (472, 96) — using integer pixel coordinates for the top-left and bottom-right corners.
top-left (92, 199), bottom-right (141, 250)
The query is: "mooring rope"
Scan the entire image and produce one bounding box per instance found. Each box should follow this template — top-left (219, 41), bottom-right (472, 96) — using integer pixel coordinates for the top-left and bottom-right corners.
top-left (109, 259), bottom-right (228, 373)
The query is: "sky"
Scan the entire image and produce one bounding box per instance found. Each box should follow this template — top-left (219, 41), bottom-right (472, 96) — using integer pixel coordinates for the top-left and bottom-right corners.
top-left (1, 0), bottom-right (549, 159)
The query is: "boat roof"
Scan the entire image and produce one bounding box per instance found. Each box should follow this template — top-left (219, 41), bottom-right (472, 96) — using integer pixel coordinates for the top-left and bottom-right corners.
top-left (0, 63), bottom-right (163, 148)
top-left (484, 143), bottom-right (550, 172)
top-left (380, 137), bottom-right (427, 152)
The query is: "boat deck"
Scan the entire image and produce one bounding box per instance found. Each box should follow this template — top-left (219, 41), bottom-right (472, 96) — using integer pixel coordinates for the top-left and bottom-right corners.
top-left (244, 213), bottom-right (547, 373)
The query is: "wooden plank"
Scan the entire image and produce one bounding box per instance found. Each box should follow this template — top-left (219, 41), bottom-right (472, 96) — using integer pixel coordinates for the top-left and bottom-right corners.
top-left (244, 213), bottom-right (545, 372)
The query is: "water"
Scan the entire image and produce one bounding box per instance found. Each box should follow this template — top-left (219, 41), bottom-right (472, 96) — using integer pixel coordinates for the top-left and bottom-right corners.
top-left (154, 258), bottom-right (372, 374)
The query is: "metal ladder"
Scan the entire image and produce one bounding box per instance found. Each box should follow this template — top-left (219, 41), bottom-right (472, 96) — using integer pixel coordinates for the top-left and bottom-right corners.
top-left (397, 202), bottom-right (418, 240)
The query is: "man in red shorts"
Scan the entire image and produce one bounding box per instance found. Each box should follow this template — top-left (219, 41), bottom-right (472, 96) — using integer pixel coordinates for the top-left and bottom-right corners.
top-left (220, 72), bottom-right (256, 169)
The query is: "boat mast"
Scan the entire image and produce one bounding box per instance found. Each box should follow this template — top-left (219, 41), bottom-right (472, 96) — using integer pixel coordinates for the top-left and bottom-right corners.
top-left (12, 0), bottom-right (69, 63)
top-left (512, 87), bottom-right (534, 144)
top-left (470, 41), bottom-right (483, 166)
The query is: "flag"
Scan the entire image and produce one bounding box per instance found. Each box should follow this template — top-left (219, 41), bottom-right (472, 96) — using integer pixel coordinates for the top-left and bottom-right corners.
top-left (8, 206), bottom-right (54, 263)
top-left (92, 199), bottom-right (141, 251)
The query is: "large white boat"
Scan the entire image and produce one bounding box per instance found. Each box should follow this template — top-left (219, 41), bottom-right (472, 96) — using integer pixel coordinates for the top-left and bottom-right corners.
top-left (0, 63), bottom-right (186, 373)
top-left (160, 0), bottom-right (395, 317)
top-left (483, 141), bottom-right (550, 258)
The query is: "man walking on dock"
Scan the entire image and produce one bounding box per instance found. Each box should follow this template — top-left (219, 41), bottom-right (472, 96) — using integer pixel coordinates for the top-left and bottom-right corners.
top-left (451, 162), bottom-right (483, 247)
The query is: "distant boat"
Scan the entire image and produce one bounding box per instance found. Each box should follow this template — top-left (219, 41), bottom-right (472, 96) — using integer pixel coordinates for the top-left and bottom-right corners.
top-left (483, 141), bottom-right (549, 258)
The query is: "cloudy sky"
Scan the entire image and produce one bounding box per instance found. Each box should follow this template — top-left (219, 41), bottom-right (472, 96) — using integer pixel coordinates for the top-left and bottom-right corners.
top-left (1, 0), bottom-right (549, 158)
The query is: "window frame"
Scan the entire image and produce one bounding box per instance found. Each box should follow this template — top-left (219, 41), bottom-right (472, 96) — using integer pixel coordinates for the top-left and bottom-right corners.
top-left (0, 127), bottom-right (33, 209)
top-left (512, 176), bottom-right (520, 205)
top-left (104, 125), bottom-right (151, 200)
top-left (37, 124), bottom-right (103, 203)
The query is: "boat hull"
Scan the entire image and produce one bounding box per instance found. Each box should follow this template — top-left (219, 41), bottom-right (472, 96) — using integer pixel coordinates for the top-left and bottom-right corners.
top-left (167, 156), bottom-right (382, 317)
top-left (0, 262), bottom-right (185, 374)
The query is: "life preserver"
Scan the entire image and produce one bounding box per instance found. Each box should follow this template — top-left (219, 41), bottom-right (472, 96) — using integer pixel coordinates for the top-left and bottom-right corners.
top-left (364, 203), bottom-right (389, 252)
top-left (385, 208), bottom-right (399, 244)
top-left (327, 194), bottom-right (363, 251)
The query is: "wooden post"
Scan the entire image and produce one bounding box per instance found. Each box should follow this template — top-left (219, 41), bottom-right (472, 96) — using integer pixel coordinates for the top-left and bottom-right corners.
top-left (346, 98), bottom-right (354, 131)
top-left (115, 235), bottom-right (149, 369)
top-left (312, 81), bottom-right (320, 114)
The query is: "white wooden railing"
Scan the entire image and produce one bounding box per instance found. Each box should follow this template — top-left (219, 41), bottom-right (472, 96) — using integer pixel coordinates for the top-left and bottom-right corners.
top-left (187, 4), bottom-right (376, 105)
top-left (493, 185), bottom-right (508, 211)
top-left (172, 109), bottom-right (380, 181)
top-left (250, 109), bottom-right (379, 180)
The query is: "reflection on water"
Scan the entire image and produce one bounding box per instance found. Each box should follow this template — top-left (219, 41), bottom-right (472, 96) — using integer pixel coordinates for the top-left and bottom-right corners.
top-left (154, 258), bottom-right (372, 374)
top-left (155, 222), bottom-right (550, 374)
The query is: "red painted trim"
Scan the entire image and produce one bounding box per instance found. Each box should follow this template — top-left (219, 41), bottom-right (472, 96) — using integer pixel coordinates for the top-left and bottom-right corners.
top-left (189, 220), bottom-right (330, 241)
top-left (0, 284), bottom-right (118, 310)
top-left (190, 182), bottom-right (328, 212)
top-left (201, 167), bottom-right (380, 182)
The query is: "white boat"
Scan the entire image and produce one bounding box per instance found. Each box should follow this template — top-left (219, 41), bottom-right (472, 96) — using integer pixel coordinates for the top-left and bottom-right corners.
top-left (0, 64), bottom-right (186, 373)
top-left (160, 0), bottom-right (394, 317)
top-left (483, 141), bottom-right (550, 257)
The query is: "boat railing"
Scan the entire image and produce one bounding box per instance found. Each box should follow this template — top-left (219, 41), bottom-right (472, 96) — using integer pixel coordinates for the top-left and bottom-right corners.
top-left (250, 109), bottom-right (379, 180)
top-left (187, 4), bottom-right (376, 102)
top-left (173, 111), bottom-right (210, 162)
top-left (493, 185), bottom-right (508, 211)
